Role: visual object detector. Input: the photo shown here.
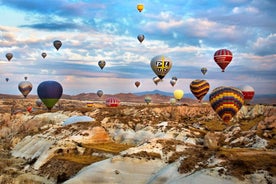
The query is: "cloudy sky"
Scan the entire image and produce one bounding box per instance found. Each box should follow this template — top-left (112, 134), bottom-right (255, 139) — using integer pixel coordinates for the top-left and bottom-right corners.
top-left (0, 0), bottom-right (275, 96)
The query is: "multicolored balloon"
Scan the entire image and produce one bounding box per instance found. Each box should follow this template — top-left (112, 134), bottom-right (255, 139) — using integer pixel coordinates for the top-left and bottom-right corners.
top-left (173, 89), bottom-right (184, 101)
top-left (135, 81), bottom-right (141, 88)
top-left (170, 98), bottom-right (176, 105)
top-left (150, 55), bottom-right (172, 79)
top-left (6, 53), bottom-right (13, 61)
top-left (137, 4), bottom-right (144, 12)
top-left (170, 79), bottom-right (177, 87)
top-left (201, 67), bottom-right (207, 75)
top-left (240, 85), bottom-right (255, 104)
top-left (190, 79), bottom-right (210, 102)
top-left (144, 96), bottom-right (152, 105)
top-left (53, 40), bottom-right (62, 50)
top-left (209, 86), bottom-right (244, 123)
top-left (37, 81), bottom-right (63, 111)
top-left (97, 90), bottom-right (103, 97)
top-left (18, 81), bottom-right (33, 98)
top-left (106, 97), bottom-right (120, 107)
top-left (172, 76), bottom-right (178, 81)
top-left (153, 76), bottom-right (161, 85)
top-left (214, 49), bottom-right (233, 72)
top-left (98, 60), bottom-right (106, 70)
top-left (137, 34), bottom-right (145, 43)
top-left (41, 52), bottom-right (47, 58)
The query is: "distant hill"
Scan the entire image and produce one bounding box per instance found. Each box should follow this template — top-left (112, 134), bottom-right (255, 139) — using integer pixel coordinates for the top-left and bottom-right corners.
top-left (0, 91), bottom-right (275, 105)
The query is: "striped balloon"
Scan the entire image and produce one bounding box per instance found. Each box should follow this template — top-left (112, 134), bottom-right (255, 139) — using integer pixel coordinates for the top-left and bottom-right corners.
top-left (190, 79), bottom-right (210, 102)
top-left (214, 49), bottom-right (232, 72)
top-left (106, 97), bottom-right (120, 107)
top-left (209, 86), bottom-right (244, 123)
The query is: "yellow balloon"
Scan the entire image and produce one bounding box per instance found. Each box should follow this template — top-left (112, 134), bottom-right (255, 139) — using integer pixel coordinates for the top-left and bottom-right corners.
top-left (137, 4), bottom-right (144, 12)
top-left (173, 89), bottom-right (184, 100)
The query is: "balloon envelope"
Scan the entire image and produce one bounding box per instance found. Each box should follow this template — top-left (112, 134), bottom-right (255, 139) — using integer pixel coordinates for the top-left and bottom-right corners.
top-left (36, 99), bottom-right (43, 107)
top-left (5, 78), bottom-right (9, 82)
top-left (240, 85), bottom-right (255, 104)
top-left (209, 86), bottom-right (244, 123)
top-left (144, 96), bottom-right (152, 104)
top-left (18, 81), bottom-right (33, 98)
top-left (173, 89), bottom-right (184, 101)
top-left (37, 81), bottom-right (63, 110)
top-left (170, 98), bottom-right (176, 105)
top-left (137, 34), bottom-right (145, 43)
top-left (6, 53), bottom-right (13, 61)
top-left (137, 4), bottom-right (144, 12)
top-left (170, 79), bottom-right (177, 87)
top-left (201, 67), bottom-right (207, 75)
top-left (98, 60), bottom-right (106, 69)
top-left (171, 76), bottom-right (178, 81)
top-left (214, 49), bottom-right (233, 72)
top-left (41, 52), bottom-right (47, 58)
top-left (153, 76), bottom-right (161, 85)
top-left (150, 55), bottom-right (172, 79)
top-left (106, 97), bottom-right (120, 107)
top-left (53, 40), bottom-right (62, 50)
top-left (135, 81), bottom-right (140, 88)
top-left (190, 79), bottom-right (210, 101)
top-left (97, 90), bottom-right (104, 97)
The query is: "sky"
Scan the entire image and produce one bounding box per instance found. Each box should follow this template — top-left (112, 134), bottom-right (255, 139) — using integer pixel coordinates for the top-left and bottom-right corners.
top-left (0, 0), bottom-right (275, 96)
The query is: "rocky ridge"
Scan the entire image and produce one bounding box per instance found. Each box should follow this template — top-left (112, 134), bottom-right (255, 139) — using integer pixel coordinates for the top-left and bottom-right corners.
top-left (0, 99), bottom-right (275, 183)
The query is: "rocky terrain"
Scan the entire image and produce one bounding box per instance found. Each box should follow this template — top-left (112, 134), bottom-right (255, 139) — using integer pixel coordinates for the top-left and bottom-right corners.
top-left (0, 98), bottom-right (275, 184)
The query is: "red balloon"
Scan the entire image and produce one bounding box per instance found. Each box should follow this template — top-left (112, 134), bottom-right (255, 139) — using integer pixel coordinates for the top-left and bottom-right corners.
top-left (240, 85), bottom-right (255, 104)
top-left (106, 97), bottom-right (120, 107)
top-left (214, 49), bottom-right (233, 72)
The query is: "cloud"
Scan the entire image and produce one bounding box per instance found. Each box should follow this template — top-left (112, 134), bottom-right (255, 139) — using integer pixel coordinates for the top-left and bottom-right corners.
top-left (252, 34), bottom-right (276, 56)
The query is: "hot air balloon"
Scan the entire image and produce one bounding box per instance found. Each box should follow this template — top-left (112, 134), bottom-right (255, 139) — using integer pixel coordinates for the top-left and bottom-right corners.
top-left (37, 81), bottom-right (63, 111)
top-left (170, 98), bottom-right (176, 105)
top-left (150, 55), bottom-right (172, 79)
top-left (137, 34), bottom-right (145, 43)
top-left (173, 89), bottom-right (184, 101)
top-left (5, 78), bottom-right (9, 82)
top-left (106, 97), bottom-right (120, 107)
top-left (144, 96), bottom-right (152, 105)
top-left (190, 79), bottom-right (210, 102)
top-left (97, 90), bottom-right (104, 97)
top-left (36, 99), bottom-right (43, 107)
top-left (137, 4), bottom-right (144, 12)
top-left (214, 49), bottom-right (233, 72)
top-left (240, 85), bottom-right (255, 104)
top-left (98, 60), bottom-right (106, 70)
top-left (153, 76), bottom-right (161, 85)
top-left (6, 53), bottom-right (13, 61)
top-left (41, 52), bottom-right (47, 58)
top-left (209, 86), bottom-right (244, 123)
top-left (135, 81), bottom-right (141, 88)
top-left (18, 81), bottom-right (33, 98)
top-left (201, 67), bottom-right (207, 75)
top-left (27, 106), bottom-right (33, 113)
top-left (170, 79), bottom-right (177, 87)
top-left (53, 40), bottom-right (62, 50)
top-left (24, 76), bottom-right (28, 81)
top-left (172, 76), bottom-right (178, 81)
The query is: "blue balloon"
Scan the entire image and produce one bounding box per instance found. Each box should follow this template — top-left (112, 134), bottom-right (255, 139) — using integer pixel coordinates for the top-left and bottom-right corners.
top-left (37, 81), bottom-right (63, 111)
